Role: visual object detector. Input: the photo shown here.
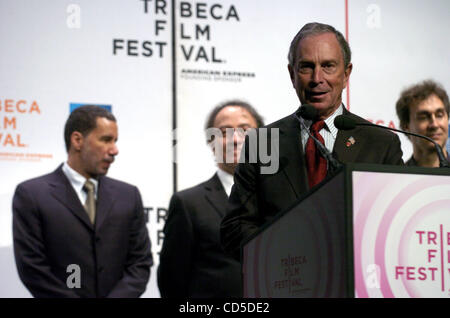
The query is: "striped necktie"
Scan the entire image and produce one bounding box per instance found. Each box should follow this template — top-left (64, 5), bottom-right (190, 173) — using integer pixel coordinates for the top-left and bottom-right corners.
top-left (82, 180), bottom-right (96, 224)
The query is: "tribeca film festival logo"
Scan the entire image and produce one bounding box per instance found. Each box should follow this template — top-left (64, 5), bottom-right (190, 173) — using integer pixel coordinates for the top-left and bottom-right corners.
top-left (67, 1), bottom-right (169, 58)
top-left (178, 1), bottom-right (239, 63)
top-left (394, 225), bottom-right (450, 295)
top-left (113, 1), bottom-right (169, 58)
top-left (0, 99), bottom-right (52, 162)
top-left (365, 225), bottom-right (450, 295)
top-left (69, 1), bottom-right (253, 81)
top-left (274, 254), bottom-right (309, 296)
top-left (112, 0), bottom-right (240, 64)
top-left (176, 1), bottom-right (256, 82)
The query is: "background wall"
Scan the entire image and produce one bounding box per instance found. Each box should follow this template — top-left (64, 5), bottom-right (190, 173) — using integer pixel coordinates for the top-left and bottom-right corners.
top-left (0, 0), bottom-right (449, 297)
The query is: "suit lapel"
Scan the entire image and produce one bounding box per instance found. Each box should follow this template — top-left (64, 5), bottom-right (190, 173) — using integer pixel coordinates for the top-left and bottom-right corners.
top-left (278, 114), bottom-right (309, 197)
top-left (204, 174), bottom-right (228, 218)
top-left (95, 177), bottom-right (116, 230)
top-left (49, 166), bottom-right (94, 231)
top-left (333, 108), bottom-right (363, 163)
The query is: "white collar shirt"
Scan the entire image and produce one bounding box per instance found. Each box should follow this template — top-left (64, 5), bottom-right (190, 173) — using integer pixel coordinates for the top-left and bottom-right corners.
top-left (300, 105), bottom-right (344, 153)
top-left (216, 168), bottom-right (234, 197)
top-left (62, 162), bottom-right (98, 205)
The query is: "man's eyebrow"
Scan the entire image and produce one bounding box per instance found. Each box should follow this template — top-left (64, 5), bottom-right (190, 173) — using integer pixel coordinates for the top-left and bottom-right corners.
top-left (297, 59), bottom-right (338, 65)
top-left (415, 110), bottom-right (431, 116)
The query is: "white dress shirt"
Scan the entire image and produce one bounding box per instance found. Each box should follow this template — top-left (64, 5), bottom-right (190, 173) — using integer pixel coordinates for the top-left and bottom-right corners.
top-left (300, 105), bottom-right (343, 153)
top-left (216, 168), bottom-right (234, 197)
top-left (62, 162), bottom-right (98, 205)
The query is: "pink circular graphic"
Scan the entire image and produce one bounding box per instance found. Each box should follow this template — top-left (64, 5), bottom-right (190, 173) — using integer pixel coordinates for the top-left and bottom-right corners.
top-left (374, 176), bottom-right (450, 298)
top-left (353, 173), bottom-right (396, 297)
top-left (353, 173), bottom-right (450, 298)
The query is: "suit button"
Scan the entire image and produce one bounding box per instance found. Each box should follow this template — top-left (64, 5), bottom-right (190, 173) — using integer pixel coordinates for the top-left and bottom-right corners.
top-left (95, 236), bottom-right (100, 242)
top-left (98, 266), bottom-right (104, 273)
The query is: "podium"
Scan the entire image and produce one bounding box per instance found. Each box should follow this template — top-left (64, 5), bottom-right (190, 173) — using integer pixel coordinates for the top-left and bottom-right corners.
top-left (242, 164), bottom-right (450, 298)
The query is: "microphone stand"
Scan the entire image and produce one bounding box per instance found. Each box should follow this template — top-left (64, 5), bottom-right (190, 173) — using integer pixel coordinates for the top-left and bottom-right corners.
top-left (355, 122), bottom-right (450, 168)
top-left (294, 112), bottom-right (343, 173)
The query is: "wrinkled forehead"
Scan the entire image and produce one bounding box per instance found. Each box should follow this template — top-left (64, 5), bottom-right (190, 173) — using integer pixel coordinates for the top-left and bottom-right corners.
top-left (293, 32), bottom-right (345, 65)
top-left (295, 32), bottom-right (343, 60)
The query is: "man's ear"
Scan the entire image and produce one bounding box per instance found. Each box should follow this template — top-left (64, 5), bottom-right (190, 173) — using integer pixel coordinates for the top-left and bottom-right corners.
top-left (401, 122), bottom-right (409, 132)
top-left (401, 122), bottom-right (412, 140)
top-left (288, 64), bottom-right (295, 88)
top-left (343, 63), bottom-right (353, 89)
top-left (70, 131), bottom-right (84, 151)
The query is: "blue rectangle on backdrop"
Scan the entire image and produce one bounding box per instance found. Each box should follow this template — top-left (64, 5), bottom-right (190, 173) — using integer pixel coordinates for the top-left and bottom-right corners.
top-left (70, 103), bottom-right (112, 113)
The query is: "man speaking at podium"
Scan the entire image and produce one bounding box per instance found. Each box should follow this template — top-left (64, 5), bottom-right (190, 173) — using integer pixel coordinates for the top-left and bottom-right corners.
top-left (220, 22), bottom-right (404, 260)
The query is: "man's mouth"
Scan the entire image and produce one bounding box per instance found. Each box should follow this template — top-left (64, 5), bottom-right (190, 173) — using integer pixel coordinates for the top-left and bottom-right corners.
top-left (103, 158), bottom-right (114, 165)
top-left (307, 91), bottom-right (328, 99)
top-left (428, 133), bottom-right (443, 140)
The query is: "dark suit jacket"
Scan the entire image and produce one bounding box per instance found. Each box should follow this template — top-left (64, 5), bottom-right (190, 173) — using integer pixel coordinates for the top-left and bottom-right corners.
top-left (158, 174), bottom-right (242, 298)
top-left (221, 108), bottom-right (404, 259)
top-left (12, 164), bottom-right (153, 298)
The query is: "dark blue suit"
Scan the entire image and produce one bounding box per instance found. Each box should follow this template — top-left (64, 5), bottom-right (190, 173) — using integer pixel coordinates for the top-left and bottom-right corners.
top-left (12, 164), bottom-right (153, 298)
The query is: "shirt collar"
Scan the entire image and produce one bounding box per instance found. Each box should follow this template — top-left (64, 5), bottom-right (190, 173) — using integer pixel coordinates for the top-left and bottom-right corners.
top-left (324, 105), bottom-right (343, 139)
top-left (301, 104), bottom-right (343, 138)
top-left (216, 168), bottom-right (234, 197)
top-left (62, 162), bottom-right (98, 195)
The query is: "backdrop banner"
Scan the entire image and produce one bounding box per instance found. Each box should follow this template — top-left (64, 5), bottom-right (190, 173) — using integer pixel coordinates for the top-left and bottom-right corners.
top-left (1, 0), bottom-right (449, 298)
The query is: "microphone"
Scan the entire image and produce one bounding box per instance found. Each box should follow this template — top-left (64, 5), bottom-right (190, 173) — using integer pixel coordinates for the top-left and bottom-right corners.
top-left (333, 115), bottom-right (356, 130)
top-left (297, 104), bottom-right (318, 121)
top-left (334, 114), bottom-right (450, 168)
top-left (295, 105), bottom-right (342, 173)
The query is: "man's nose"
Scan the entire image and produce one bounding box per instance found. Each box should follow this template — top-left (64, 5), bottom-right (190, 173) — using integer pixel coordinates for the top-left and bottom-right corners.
top-left (233, 129), bottom-right (246, 144)
top-left (428, 115), bottom-right (439, 129)
top-left (110, 143), bottom-right (119, 156)
top-left (311, 67), bottom-right (324, 84)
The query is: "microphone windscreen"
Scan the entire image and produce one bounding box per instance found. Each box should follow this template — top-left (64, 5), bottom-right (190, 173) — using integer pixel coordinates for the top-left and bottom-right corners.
top-left (297, 104), bottom-right (318, 121)
top-left (334, 115), bottom-right (357, 130)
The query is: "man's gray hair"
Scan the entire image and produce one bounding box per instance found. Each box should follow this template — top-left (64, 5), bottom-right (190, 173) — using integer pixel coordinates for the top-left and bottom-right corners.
top-left (288, 22), bottom-right (351, 68)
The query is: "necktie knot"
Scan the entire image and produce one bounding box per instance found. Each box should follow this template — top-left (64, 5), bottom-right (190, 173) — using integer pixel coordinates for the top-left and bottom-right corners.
top-left (83, 180), bottom-right (95, 194)
top-left (310, 120), bottom-right (325, 134)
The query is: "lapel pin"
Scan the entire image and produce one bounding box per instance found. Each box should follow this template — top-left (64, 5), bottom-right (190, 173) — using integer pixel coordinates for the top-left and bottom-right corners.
top-left (346, 136), bottom-right (356, 147)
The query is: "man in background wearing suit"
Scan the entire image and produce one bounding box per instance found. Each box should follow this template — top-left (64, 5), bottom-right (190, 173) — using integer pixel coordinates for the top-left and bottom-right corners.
top-left (158, 100), bottom-right (264, 297)
top-left (221, 22), bottom-right (404, 260)
top-left (396, 79), bottom-right (450, 167)
top-left (13, 105), bottom-right (153, 297)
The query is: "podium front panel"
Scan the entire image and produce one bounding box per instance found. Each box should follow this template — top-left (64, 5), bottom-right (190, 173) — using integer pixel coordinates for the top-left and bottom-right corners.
top-left (352, 171), bottom-right (450, 298)
top-left (243, 173), bottom-right (349, 298)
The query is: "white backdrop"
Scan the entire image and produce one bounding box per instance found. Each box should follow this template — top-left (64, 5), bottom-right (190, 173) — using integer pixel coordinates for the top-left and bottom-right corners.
top-left (0, 0), bottom-right (449, 298)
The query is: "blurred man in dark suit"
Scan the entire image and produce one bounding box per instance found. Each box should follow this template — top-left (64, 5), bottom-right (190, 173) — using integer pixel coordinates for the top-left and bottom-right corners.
top-left (158, 100), bottom-right (263, 297)
top-left (13, 105), bottom-right (152, 298)
top-left (221, 22), bottom-right (404, 260)
top-left (396, 80), bottom-right (450, 167)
